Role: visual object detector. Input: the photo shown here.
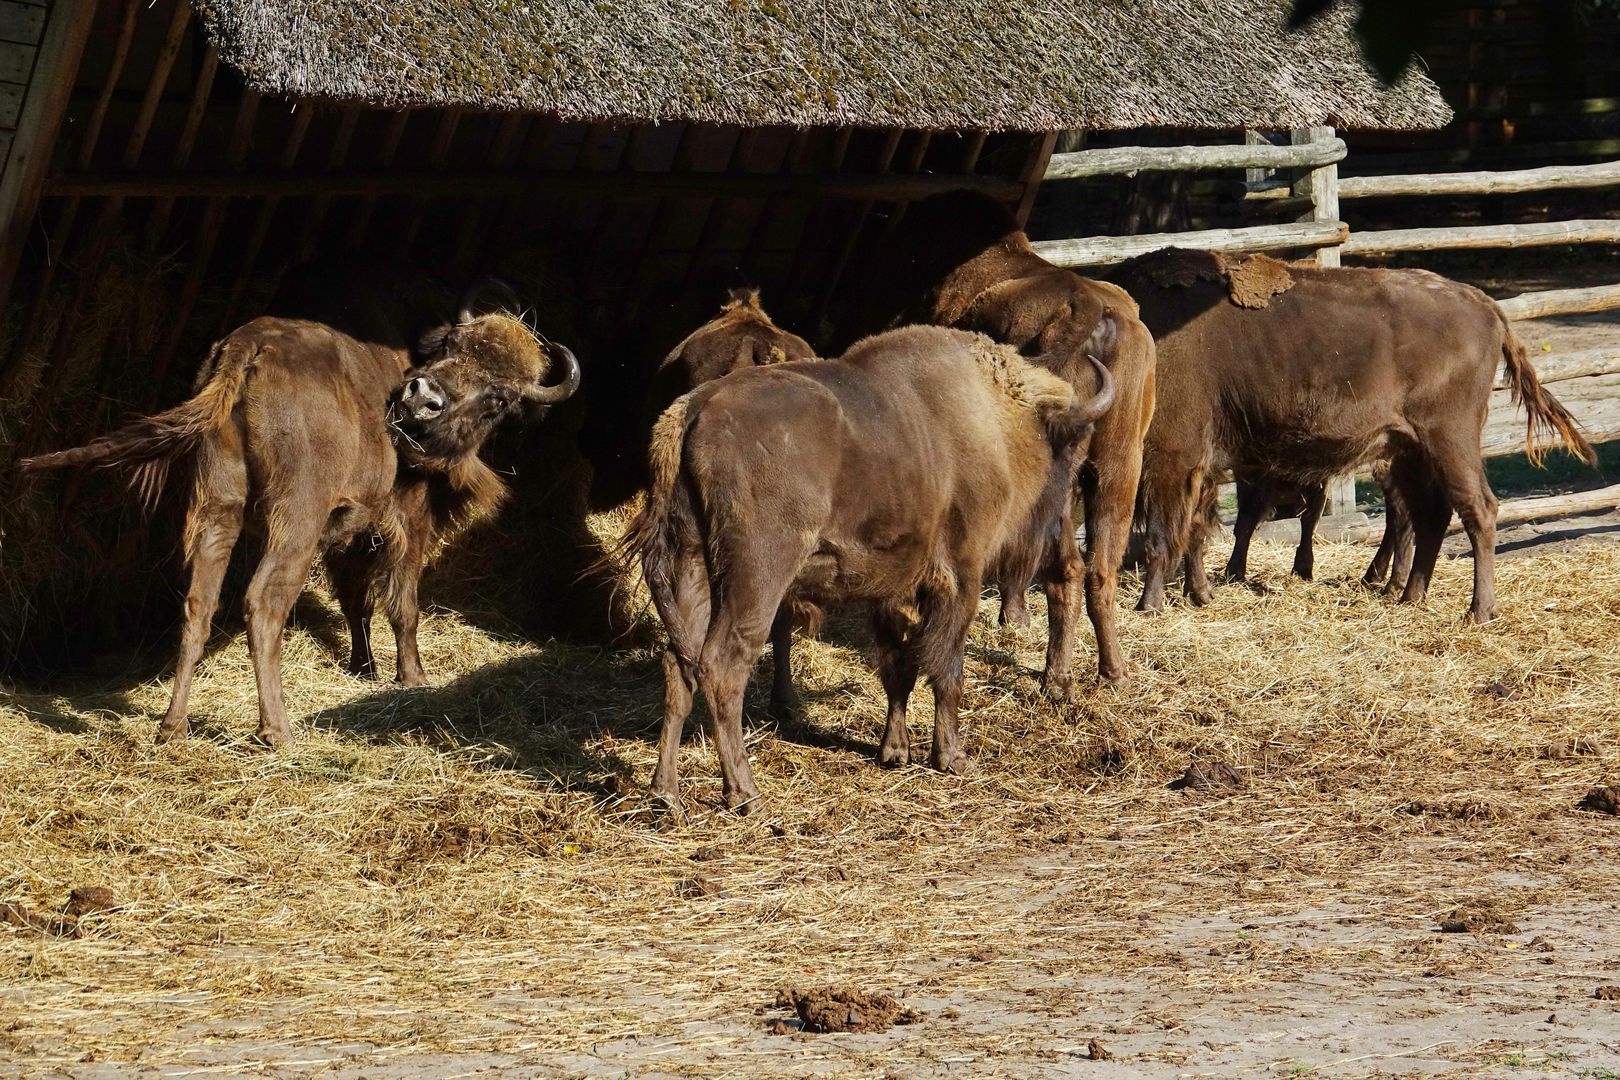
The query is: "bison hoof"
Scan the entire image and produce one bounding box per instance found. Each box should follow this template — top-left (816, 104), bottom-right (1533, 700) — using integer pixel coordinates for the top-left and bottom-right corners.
top-left (999, 605), bottom-right (1031, 630)
top-left (396, 672), bottom-right (428, 689)
top-left (1186, 586), bottom-right (1213, 607)
top-left (1040, 675), bottom-right (1073, 704)
top-left (1135, 596), bottom-right (1165, 616)
top-left (1466, 605), bottom-right (1499, 626)
top-left (766, 692), bottom-right (804, 727)
top-left (877, 742), bottom-right (911, 769)
top-left (1292, 564), bottom-right (1314, 582)
top-left (726, 791), bottom-right (765, 817)
top-left (252, 724), bottom-right (292, 750)
top-left (348, 662), bottom-right (379, 681)
top-left (153, 722), bottom-right (188, 745)
top-left (649, 789), bottom-right (688, 825)
top-left (931, 750), bottom-right (975, 776)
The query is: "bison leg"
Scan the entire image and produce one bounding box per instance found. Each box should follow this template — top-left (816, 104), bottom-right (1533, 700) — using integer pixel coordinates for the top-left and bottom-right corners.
top-left (1225, 478), bottom-right (1272, 583)
top-left (1384, 491), bottom-right (1415, 596)
top-left (383, 561), bottom-right (428, 688)
top-left (872, 604), bottom-right (920, 768)
top-left (998, 586), bottom-right (1031, 630)
top-left (1135, 455), bottom-right (1205, 617)
top-left (1389, 451), bottom-right (1451, 608)
top-left (697, 618), bottom-right (770, 814)
top-left (243, 517), bottom-right (324, 748)
top-left (1292, 484), bottom-right (1327, 582)
top-left (1426, 432), bottom-right (1500, 623)
top-left (325, 539), bottom-right (379, 679)
top-left (767, 604), bottom-right (803, 724)
top-left (915, 575), bottom-right (981, 776)
top-left (156, 490), bottom-right (245, 745)
top-left (1181, 515), bottom-right (1214, 607)
top-left (1038, 503), bottom-right (1083, 702)
top-left (1081, 458), bottom-right (1142, 683)
top-left (648, 546), bottom-right (710, 817)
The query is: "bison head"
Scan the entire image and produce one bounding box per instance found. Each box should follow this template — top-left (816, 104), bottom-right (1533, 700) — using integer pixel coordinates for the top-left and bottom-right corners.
top-left (387, 279), bottom-right (581, 467)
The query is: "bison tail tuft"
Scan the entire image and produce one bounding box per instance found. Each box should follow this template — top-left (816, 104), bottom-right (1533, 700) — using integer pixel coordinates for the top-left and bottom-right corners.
top-left (16, 337), bottom-right (254, 512)
top-left (609, 395), bottom-right (693, 628)
top-left (1498, 316), bottom-right (1596, 467)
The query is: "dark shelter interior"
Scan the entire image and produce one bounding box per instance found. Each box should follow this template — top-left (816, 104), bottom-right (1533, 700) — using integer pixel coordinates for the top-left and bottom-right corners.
top-left (0, 0), bottom-right (1453, 676)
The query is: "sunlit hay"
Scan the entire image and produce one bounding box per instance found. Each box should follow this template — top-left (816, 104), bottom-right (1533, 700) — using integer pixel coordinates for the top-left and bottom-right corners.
top-left (3, 535), bottom-right (1619, 1069)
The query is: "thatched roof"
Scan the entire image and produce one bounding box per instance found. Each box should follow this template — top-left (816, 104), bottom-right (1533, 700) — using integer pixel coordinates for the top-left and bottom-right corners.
top-left (191, 1), bottom-right (1451, 132)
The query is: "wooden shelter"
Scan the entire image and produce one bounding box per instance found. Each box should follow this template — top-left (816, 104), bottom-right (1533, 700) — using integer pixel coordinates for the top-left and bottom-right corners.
top-left (0, 0), bottom-right (1448, 669)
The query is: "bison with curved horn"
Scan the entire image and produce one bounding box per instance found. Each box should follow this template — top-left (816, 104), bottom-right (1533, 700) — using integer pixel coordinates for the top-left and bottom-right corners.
top-left (623, 326), bottom-right (1113, 816)
top-left (18, 277), bottom-right (580, 746)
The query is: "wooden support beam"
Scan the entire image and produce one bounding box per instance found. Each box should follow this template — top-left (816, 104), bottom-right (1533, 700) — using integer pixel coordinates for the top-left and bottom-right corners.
top-left (1339, 158), bottom-right (1620, 199)
top-left (1498, 283), bottom-right (1620, 320)
top-left (1031, 220), bottom-right (1347, 269)
top-left (1015, 131), bottom-right (1058, 226)
top-left (1341, 219), bottom-right (1620, 256)
top-left (44, 167), bottom-right (1027, 204)
top-left (1044, 137), bottom-right (1346, 180)
top-left (0, 0), bottom-right (94, 318)
top-left (1494, 348), bottom-right (1620, 388)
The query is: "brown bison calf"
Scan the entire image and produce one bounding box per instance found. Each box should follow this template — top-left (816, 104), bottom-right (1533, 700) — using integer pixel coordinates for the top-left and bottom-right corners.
top-left (625, 326), bottom-right (1113, 815)
top-left (848, 191), bottom-right (1156, 685)
top-left (20, 283), bottom-right (579, 745)
top-left (1114, 250), bottom-right (1592, 622)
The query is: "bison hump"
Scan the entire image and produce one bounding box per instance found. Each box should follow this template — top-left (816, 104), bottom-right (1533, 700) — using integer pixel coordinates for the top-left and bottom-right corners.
top-left (1128, 247), bottom-right (1295, 309)
top-left (1223, 253), bottom-right (1295, 310)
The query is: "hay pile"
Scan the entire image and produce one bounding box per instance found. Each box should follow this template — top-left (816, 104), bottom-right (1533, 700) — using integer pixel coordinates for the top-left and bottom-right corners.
top-left (3, 535), bottom-right (1618, 1071)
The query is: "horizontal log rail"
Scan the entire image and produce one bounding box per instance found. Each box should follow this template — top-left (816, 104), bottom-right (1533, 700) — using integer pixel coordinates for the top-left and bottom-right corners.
top-left (1339, 159), bottom-right (1620, 199)
top-left (1030, 220), bottom-right (1347, 268)
top-left (1498, 283), bottom-right (1620, 320)
top-left (1043, 138), bottom-right (1345, 181)
top-left (1494, 348), bottom-right (1620, 389)
top-left (1340, 219), bottom-right (1620, 256)
top-left (42, 168), bottom-right (1027, 203)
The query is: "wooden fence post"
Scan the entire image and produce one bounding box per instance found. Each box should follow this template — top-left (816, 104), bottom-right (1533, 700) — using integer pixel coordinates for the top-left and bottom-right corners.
top-left (1291, 125), bottom-right (1340, 269)
top-left (1291, 125), bottom-right (1354, 512)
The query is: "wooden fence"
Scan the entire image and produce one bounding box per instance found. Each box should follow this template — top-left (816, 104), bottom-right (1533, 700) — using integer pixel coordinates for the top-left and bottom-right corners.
top-left (1033, 129), bottom-right (1620, 521)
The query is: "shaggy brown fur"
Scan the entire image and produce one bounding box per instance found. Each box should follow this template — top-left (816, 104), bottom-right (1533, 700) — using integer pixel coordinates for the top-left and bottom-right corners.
top-left (623, 326), bottom-right (1113, 816)
top-left (843, 191), bottom-right (1156, 685)
top-left (1111, 248), bottom-right (1593, 623)
top-left (19, 283), bottom-right (579, 746)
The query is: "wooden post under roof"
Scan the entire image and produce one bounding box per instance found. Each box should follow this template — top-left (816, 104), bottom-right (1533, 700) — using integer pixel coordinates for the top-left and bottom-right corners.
top-left (0, 0), bottom-right (95, 325)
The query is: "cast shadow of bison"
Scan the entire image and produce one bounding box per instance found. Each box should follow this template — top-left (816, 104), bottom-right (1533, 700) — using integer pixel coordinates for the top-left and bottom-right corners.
top-left (299, 631), bottom-right (884, 799)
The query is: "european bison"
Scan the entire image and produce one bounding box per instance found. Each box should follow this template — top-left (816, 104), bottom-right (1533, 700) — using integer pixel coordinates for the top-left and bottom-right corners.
top-left (846, 191), bottom-right (1156, 685)
top-left (644, 287), bottom-right (821, 719)
top-left (625, 326), bottom-right (1114, 815)
top-left (646, 287), bottom-right (815, 410)
top-left (19, 280), bottom-right (580, 745)
top-left (1112, 249), bottom-right (1593, 622)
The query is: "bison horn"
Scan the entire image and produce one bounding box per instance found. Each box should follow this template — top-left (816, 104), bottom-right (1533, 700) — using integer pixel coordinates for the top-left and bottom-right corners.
top-left (457, 277), bottom-right (523, 324)
top-left (523, 340), bottom-right (581, 405)
top-left (1076, 354), bottom-right (1115, 424)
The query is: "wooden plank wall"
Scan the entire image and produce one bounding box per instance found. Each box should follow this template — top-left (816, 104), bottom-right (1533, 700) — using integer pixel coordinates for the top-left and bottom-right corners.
top-left (0, 0), bottom-right (46, 189)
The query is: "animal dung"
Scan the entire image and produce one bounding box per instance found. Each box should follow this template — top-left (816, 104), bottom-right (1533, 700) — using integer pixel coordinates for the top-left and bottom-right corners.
top-left (1168, 758), bottom-right (1246, 792)
top-left (1578, 786), bottom-right (1619, 816)
top-left (1437, 901), bottom-right (1520, 935)
top-left (775, 986), bottom-right (922, 1033)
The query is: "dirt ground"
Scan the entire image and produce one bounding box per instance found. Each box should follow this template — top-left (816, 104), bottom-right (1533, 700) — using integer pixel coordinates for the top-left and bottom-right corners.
top-left (7, 520), bottom-right (1620, 1080)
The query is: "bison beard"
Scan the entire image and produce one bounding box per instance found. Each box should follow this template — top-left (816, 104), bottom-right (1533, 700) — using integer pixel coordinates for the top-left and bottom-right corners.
top-left (623, 326), bottom-right (1113, 817)
top-left (1112, 249), bottom-right (1593, 622)
top-left (18, 282), bottom-right (579, 746)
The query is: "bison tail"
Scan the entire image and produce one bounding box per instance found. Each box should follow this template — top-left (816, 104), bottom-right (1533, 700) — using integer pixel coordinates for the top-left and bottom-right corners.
top-left (16, 338), bottom-right (254, 511)
top-left (613, 395), bottom-right (694, 614)
top-left (1498, 317), bottom-right (1596, 467)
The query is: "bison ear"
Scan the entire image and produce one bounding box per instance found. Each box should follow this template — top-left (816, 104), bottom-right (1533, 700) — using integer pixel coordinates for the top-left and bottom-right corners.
top-left (416, 325), bottom-right (452, 360)
top-left (457, 277), bottom-right (522, 324)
